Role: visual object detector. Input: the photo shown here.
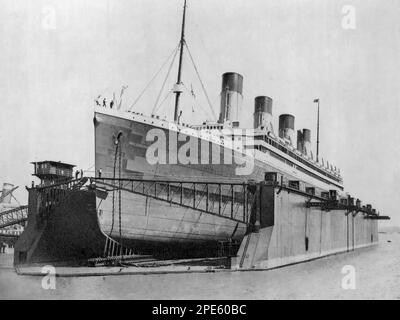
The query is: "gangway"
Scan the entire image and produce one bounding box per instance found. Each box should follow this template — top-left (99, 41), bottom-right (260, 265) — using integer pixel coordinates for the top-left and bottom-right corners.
top-left (90, 178), bottom-right (256, 225)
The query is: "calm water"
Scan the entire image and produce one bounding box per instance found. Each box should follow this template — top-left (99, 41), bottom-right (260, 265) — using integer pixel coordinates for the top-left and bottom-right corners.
top-left (1, 233), bottom-right (399, 300)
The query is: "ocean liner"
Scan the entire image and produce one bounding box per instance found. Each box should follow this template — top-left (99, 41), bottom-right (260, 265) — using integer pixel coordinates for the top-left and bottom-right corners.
top-left (93, 0), bottom-right (346, 255)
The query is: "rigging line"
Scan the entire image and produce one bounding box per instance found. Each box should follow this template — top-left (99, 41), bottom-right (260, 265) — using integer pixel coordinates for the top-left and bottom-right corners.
top-left (184, 42), bottom-right (218, 121)
top-left (85, 164), bottom-right (95, 171)
top-left (156, 89), bottom-right (174, 116)
top-left (181, 82), bottom-right (212, 118)
top-left (181, 82), bottom-right (197, 98)
top-left (129, 42), bottom-right (180, 111)
top-left (84, 164), bottom-right (95, 175)
top-left (11, 194), bottom-right (21, 206)
top-left (153, 88), bottom-right (174, 115)
top-left (152, 43), bottom-right (180, 114)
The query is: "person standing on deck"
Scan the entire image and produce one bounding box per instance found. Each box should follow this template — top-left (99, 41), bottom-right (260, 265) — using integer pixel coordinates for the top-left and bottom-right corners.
top-left (95, 95), bottom-right (101, 106)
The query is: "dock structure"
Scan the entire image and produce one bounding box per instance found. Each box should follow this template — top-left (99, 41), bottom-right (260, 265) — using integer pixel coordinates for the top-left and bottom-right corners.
top-left (0, 228), bottom-right (24, 237)
top-left (232, 175), bottom-right (387, 270)
top-left (0, 183), bottom-right (27, 246)
top-left (31, 161), bottom-right (75, 186)
top-left (0, 206), bottom-right (28, 230)
top-left (14, 177), bottom-right (104, 265)
top-left (12, 167), bottom-right (387, 270)
top-left (13, 176), bottom-right (255, 266)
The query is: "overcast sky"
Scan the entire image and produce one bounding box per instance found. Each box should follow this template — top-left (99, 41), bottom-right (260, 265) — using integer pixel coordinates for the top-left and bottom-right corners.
top-left (0, 0), bottom-right (399, 226)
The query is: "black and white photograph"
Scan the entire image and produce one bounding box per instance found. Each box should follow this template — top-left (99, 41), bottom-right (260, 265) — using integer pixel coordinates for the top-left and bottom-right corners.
top-left (0, 0), bottom-right (399, 304)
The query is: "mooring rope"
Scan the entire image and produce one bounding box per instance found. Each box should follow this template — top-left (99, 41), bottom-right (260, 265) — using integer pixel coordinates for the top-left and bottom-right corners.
top-left (118, 143), bottom-right (123, 254)
top-left (109, 143), bottom-right (119, 237)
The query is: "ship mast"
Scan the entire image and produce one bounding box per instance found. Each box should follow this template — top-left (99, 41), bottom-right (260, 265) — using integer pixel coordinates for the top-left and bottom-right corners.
top-left (173, 0), bottom-right (187, 123)
top-left (314, 98), bottom-right (320, 163)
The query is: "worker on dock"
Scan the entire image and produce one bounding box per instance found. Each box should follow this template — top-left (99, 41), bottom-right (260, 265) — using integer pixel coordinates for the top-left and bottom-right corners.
top-left (1, 242), bottom-right (5, 253)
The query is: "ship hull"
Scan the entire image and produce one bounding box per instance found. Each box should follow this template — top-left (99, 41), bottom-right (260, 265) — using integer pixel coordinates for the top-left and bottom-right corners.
top-left (94, 111), bottom-right (252, 250)
top-left (94, 109), bottom-right (342, 250)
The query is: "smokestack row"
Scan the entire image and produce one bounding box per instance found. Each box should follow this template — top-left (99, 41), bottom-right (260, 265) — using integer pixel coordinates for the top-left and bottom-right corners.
top-left (218, 72), bottom-right (312, 155)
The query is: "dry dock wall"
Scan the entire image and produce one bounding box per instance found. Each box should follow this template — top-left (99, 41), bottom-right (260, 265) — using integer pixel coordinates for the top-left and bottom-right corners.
top-left (14, 188), bottom-right (106, 266)
top-left (14, 181), bottom-right (378, 269)
top-left (232, 184), bottom-right (378, 269)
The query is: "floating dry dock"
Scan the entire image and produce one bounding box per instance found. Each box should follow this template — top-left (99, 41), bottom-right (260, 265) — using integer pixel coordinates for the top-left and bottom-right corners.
top-left (11, 169), bottom-right (389, 271)
top-left (8, 0), bottom-right (390, 272)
